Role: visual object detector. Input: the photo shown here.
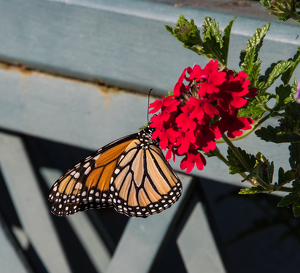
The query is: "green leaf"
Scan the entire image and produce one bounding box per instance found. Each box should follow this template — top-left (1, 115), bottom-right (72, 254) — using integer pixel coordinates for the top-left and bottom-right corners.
top-left (165, 15), bottom-right (237, 65)
top-left (227, 147), bottom-right (256, 174)
top-left (238, 94), bottom-right (271, 119)
top-left (277, 192), bottom-right (299, 207)
top-left (280, 101), bottom-right (300, 133)
top-left (289, 143), bottom-right (300, 169)
top-left (277, 167), bottom-right (296, 187)
top-left (261, 0), bottom-right (298, 22)
top-left (220, 16), bottom-right (237, 66)
top-left (245, 152), bottom-right (274, 186)
top-left (273, 84), bottom-right (292, 111)
top-left (165, 15), bottom-right (202, 47)
top-left (239, 186), bottom-right (266, 194)
top-left (202, 17), bottom-right (223, 46)
top-left (255, 102), bottom-right (300, 143)
top-left (259, 61), bottom-right (292, 92)
top-left (293, 205), bottom-right (300, 217)
top-left (278, 179), bottom-right (300, 216)
top-left (281, 47), bottom-right (300, 84)
top-left (201, 17), bottom-right (223, 59)
top-left (240, 23), bottom-right (270, 85)
top-left (292, 179), bottom-right (300, 191)
top-left (267, 161), bottom-right (274, 185)
top-left (290, 77), bottom-right (298, 100)
top-left (255, 125), bottom-right (300, 143)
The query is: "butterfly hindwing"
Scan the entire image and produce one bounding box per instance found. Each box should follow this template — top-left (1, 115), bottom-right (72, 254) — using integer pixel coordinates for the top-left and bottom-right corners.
top-left (110, 129), bottom-right (182, 218)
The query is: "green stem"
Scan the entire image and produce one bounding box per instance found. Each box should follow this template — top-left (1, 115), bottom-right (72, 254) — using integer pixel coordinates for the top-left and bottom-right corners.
top-left (222, 133), bottom-right (272, 190)
top-left (274, 186), bottom-right (293, 193)
top-left (212, 147), bottom-right (256, 186)
top-left (211, 147), bottom-right (229, 166)
top-left (222, 134), bottom-right (251, 171)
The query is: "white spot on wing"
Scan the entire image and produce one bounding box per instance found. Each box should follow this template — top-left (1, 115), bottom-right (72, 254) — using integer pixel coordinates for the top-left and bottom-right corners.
top-left (93, 155), bottom-right (100, 160)
top-left (84, 166), bottom-right (91, 175)
top-left (75, 183), bottom-right (82, 190)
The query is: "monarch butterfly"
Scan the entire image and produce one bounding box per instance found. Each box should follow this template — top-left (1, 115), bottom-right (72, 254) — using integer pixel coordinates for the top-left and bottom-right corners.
top-left (48, 126), bottom-right (182, 218)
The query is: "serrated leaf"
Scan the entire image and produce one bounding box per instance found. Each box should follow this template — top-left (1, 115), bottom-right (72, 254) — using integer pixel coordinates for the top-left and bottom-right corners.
top-left (227, 147), bottom-right (256, 174)
top-left (201, 17), bottom-right (224, 62)
top-left (278, 167), bottom-right (285, 183)
top-left (165, 15), bottom-right (202, 48)
top-left (280, 101), bottom-right (300, 134)
top-left (284, 170), bottom-right (295, 183)
top-left (292, 179), bottom-right (300, 192)
top-left (290, 77), bottom-right (298, 100)
top-left (221, 17), bottom-right (236, 66)
top-left (260, 61), bottom-right (292, 92)
top-left (261, 0), bottom-right (297, 22)
top-left (294, 197), bottom-right (300, 207)
top-left (255, 125), bottom-right (300, 143)
top-left (289, 143), bottom-right (300, 169)
top-left (293, 205), bottom-right (300, 217)
top-left (238, 103), bottom-right (265, 119)
top-left (278, 193), bottom-right (299, 207)
top-left (239, 186), bottom-right (266, 194)
top-left (240, 23), bottom-right (270, 85)
top-left (281, 47), bottom-right (300, 84)
top-left (267, 161), bottom-right (274, 184)
top-left (255, 151), bottom-right (267, 162)
top-left (277, 179), bottom-right (300, 217)
top-left (238, 94), bottom-right (271, 119)
top-left (273, 84), bottom-right (292, 111)
top-left (202, 17), bottom-right (223, 47)
top-left (277, 168), bottom-right (295, 187)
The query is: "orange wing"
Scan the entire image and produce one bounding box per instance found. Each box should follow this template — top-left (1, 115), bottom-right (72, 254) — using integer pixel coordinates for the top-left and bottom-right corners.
top-left (49, 126), bottom-right (183, 218)
top-left (48, 134), bottom-right (136, 216)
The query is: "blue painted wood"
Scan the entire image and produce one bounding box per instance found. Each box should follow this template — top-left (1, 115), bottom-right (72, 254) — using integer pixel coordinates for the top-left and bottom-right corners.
top-left (0, 222), bottom-right (28, 273)
top-left (0, 132), bottom-right (71, 273)
top-left (107, 174), bottom-right (194, 273)
top-left (0, 65), bottom-right (288, 186)
top-left (0, 0), bottom-right (298, 96)
top-left (177, 201), bottom-right (225, 272)
top-left (41, 166), bottom-right (112, 272)
top-left (0, 66), bottom-right (290, 186)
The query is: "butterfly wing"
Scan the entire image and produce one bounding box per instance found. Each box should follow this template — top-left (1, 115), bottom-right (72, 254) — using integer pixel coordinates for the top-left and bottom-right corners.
top-left (110, 138), bottom-right (182, 218)
top-left (48, 133), bottom-right (137, 216)
top-left (49, 127), bottom-right (183, 218)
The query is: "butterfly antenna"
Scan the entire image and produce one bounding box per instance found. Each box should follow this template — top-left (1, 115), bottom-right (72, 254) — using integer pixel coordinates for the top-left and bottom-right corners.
top-left (147, 88), bottom-right (153, 124)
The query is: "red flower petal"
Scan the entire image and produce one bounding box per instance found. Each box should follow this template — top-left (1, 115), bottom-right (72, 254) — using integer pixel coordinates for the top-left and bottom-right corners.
top-left (174, 67), bottom-right (192, 97)
top-left (180, 150), bottom-right (206, 173)
top-left (175, 104), bottom-right (197, 132)
top-left (176, 129), bottom-right (196, 155)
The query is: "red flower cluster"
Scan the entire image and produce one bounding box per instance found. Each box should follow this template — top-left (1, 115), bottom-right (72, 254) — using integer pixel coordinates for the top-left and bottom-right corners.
top-left (149, 60), bottom-right (257, 173)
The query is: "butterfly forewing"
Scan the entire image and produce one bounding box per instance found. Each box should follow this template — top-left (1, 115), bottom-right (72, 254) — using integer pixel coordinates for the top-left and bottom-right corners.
top-left (48, 134), bottom-right (137, 216)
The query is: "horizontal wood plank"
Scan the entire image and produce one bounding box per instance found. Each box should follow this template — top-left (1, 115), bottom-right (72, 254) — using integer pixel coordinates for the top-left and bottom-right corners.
top-left (0, 65), bottom-right (290, 185)
top-left (0, 0), bottom-right (299, 95)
